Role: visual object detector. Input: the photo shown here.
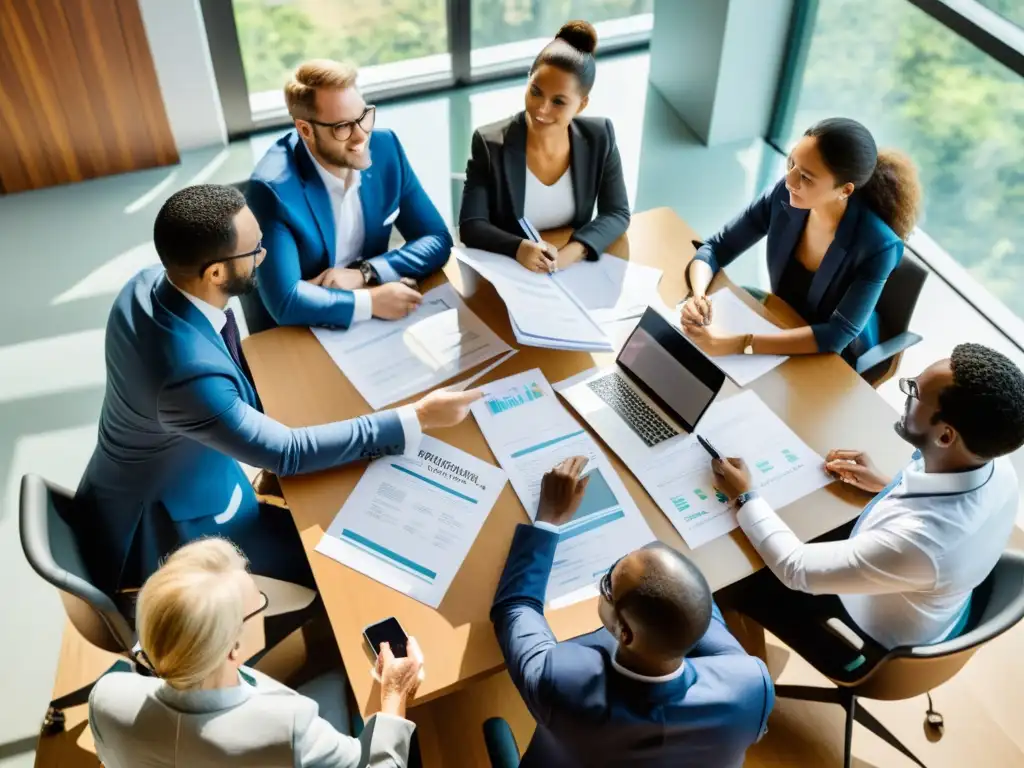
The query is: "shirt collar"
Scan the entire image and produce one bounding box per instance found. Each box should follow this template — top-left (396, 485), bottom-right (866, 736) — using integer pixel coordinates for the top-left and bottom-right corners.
top-left (611, 649), bottom-right (686, 684)
top-left (155, 671), bottom-right (254, 713)
top-left (169, 278), bottom-right (227, 334)
top-left (899, 453), bottom-right (994, 496)
top-left (305, 140), bottom-right (360, 197)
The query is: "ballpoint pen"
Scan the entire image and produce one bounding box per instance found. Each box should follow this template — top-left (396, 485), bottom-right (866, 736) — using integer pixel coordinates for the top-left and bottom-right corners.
top-left (695, 434), bottom-right (722, 460)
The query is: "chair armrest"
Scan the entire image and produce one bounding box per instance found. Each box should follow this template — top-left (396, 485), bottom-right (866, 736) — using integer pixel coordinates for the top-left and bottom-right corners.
top-left (483, 717), bottom-right (521, 768)
top-left (854, 331), bottom-right (923, 375)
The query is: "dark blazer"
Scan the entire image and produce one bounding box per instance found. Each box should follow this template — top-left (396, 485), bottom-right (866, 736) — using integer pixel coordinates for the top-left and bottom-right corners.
top-left (693, 179), bottom-right (903, 355)
top-left (492, 524), bottom-right (774, 768)
top-left (459, 112), bottom-right (630, 259)
top-left (247, 129), bottom-right (452, 329)
top-left (75, 267), bottom-right (407, 594)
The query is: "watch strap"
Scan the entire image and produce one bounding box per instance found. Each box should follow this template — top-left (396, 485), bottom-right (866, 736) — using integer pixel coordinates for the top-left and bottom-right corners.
top-left (358, 261), bottom-right (381, 287)
top-left (735, 490), bottom-right (760, 509)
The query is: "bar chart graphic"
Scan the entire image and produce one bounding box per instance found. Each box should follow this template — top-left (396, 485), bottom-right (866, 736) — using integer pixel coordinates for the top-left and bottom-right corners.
top-left (485, 381), bottom-right (545, 414)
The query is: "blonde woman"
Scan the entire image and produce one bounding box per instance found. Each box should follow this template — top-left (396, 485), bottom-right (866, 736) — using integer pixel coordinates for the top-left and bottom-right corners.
top-left (88, 538), bottom-right (422, 767)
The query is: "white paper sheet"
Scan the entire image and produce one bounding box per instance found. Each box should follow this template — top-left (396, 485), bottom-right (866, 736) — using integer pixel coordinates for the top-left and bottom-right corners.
top-left (454, 247), bottom-right (613, 352)
top-left (695, 290), bottom-right (789, 386)
top-left (316, 436), bottom-right (506, 608)
top-left (471, 369), bottom-right (656, 605)
top-left (554, 257), bottom-right (663, 326)
top-left (312, 283), bottom-right (512, 409)
top-left (629, 390), bottom-right (831, 548)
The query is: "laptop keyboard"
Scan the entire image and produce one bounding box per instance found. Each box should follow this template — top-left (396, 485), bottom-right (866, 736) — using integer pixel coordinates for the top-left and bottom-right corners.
top-left (587, 373), bottom-right (679, 447)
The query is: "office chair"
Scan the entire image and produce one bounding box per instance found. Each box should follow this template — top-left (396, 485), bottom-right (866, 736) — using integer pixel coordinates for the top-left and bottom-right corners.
top-left (483, 717), bottom-right (522, 768)
top-left (853, 250), bottom-right (927, 387)
top-left (773, 549), bottom-right (1024, 768)
top-left (19, 474), bottom-right (139, 735)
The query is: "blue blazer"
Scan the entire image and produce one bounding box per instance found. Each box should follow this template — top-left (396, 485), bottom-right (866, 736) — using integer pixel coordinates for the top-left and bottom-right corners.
top-left (247, 129), bottom-right (453, 329)
top-left (75, 267), bottom-right (407, 593)
top-left (492, 525), bottom-right (774, 768)
top-left (693, 179), bottom-right (903, 355)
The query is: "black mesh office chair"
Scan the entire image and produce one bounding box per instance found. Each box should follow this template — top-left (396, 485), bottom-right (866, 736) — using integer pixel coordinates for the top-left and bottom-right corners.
top-left (19, 475), bottom-right (140, 735)
top-left (771, 550), bottom-right (1024, 768)
top-left (231, 179), bottom-right (280, 335)
top-left (853, 250), bottom-right (927, 386)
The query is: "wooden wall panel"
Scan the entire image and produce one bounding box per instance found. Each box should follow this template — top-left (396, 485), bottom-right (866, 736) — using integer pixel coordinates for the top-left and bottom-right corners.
top-left (0, 0), bottom-right (178, 194)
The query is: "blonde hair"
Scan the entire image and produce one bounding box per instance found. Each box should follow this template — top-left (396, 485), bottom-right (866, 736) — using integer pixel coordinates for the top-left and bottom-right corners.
top-left (285, 59), bottom-right (359, 120)
top-left (136, 538), bottom-right (250, 690)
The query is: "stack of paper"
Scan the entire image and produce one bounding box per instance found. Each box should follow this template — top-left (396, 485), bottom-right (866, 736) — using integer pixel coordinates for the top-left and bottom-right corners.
top-left (316, 436), bottom-right (507, 608)
top-left (455, 248), bottom-right (661, 353)
top-left (312, 283), bottom-right (514, 409)
top-left (471, 369), bottom-right (656, 606)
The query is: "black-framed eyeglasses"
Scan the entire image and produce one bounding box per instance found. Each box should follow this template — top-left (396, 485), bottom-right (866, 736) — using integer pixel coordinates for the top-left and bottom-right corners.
top-left (198, 240), bottom-right (263, 277)
top-left (899, 377), bottom-right (920, 400)
top-left (600, 557), bottom-right (624, 604)
top-left (307, 105), bottom-right (376, 142)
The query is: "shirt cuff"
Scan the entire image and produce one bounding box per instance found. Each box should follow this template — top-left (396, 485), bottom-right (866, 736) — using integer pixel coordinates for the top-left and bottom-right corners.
top-left (396, 405), bottom-right (423, 459)
top-left (736, 495), bottom-right (799, 553)
top-left (533, 521), bottom-right (560, 534)
top-left (367, 254), bottom-right (400, 284)
top-left (351, 289), bottom-right (373, 323)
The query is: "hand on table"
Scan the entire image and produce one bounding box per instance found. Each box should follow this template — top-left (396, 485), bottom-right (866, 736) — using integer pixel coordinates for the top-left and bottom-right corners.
top-left (413, 388), bottom-right (483, 430)
top-left (825, 449), bottom-right (889, 493)
top-left (682, 323), bottom-right (743, 356)
top-left (681, 295), bottom-right (713, 327)
top-left (516, 239), bottom-right (558, 273)
top-left (711, 457), bottom-right (752, 500)
top-left (308, 267), bottom-right (366, 291)
top-left (536, 456), bottom-right (591, 526)
top-left (555, 241), bottom-right (588, 270)
top-left (369, 282), bottom-right (423, 320)
top-left (377, 636), bottom-right (423, 719)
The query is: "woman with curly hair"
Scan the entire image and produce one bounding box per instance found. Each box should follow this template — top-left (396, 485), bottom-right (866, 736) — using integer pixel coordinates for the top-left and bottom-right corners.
top-left (681, 117), bottom-right (922, 364)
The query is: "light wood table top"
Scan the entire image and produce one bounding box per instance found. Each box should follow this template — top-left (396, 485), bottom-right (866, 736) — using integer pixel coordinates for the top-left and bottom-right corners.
top-left (243, 207), bottom-right (909, 716)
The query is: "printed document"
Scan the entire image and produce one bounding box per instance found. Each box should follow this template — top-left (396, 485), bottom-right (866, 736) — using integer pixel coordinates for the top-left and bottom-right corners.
top-left (553, 256), bottom-right (663, 326)
top-left (471, 369), bottom-right (655, 605)
top-left (316, 436), bottom-right (506, 608)
top-left (629, 390), bottom-right (831, 548)
top-left (312, 283), bottom-right (512, 409)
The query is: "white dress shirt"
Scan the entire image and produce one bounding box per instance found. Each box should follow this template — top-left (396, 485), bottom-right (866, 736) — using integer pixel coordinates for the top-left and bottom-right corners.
top-left (306, 143), bottom-right (373, 323)
top-left (169, 279), bottom-right (422, 456)
top-left (737, 453), bottom-right (1018, 648)
top-left (523, 167), bottom-right (576, 231)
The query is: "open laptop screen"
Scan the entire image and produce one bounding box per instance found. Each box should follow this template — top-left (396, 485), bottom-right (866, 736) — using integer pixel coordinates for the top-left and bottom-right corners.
top-left (616, 308), bottom-right (726, 432)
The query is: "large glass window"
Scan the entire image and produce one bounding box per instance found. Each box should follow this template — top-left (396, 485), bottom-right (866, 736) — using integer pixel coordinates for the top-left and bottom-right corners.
top-left (976, 0), bottom-right (1024, 28)
top-left (233, 0), bottom-right (450, 116)
top-left (775, 0), bottom-right (1024, 322)
top-left (471, 0), bottom-right (652, 72)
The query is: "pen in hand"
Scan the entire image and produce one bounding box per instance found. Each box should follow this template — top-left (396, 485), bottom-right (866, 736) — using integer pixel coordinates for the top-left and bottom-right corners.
top-left (695, 434), bottom-right (722, 460)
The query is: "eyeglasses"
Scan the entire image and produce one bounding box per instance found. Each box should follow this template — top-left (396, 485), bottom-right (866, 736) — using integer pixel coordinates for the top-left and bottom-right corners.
top-left (198, 240), bottom-right (264, 278)
top-left (132, 591), bottom-right (269, 676)
top-left (600, 557), bottom-right (623, 604)
top-left (307, 105), bottom-right (376, 142)
top-left (899, 377), bottom-right (920, 400)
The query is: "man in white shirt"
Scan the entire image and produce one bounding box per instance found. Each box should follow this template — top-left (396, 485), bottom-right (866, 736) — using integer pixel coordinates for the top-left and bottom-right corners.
top-left (713, 344), bottom-right (1024, 665)
top-left (247, 59), bottom-right (453, 332)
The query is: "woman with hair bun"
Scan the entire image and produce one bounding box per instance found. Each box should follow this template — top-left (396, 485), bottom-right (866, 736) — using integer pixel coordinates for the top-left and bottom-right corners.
top-left (681, 117), bottom-right (922, 363)
top-left (459, 20), bottom-right (630, 273)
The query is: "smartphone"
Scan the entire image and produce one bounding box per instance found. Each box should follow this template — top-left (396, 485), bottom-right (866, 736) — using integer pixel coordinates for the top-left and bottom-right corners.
top-left (363, 617), bottom-right (408, 659)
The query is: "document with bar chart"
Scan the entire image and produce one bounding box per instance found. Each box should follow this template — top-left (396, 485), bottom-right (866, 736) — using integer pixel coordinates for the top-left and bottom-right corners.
top-left (472, 369), bottom-right (655, 606)
top-left (316, 436), bottom-right (506, 608)
top-left (632, 390), bottom-right (831, 549)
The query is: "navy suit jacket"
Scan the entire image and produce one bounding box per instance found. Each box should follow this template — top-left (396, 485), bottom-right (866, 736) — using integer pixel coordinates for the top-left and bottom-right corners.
top-left (693, 179), bottom-right (903, 355)
top-left (75, 267), bottom-right (407, 593)
top-left (492, 525), bottom-right (774, 768)
top-left (247, 129), bottom-right (452, 329)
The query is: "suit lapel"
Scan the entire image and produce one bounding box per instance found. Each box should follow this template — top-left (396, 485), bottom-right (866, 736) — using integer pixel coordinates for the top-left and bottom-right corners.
top-left (568, 120), bottom-right (590, 223)
top-left (807, 196), bottom-right (861, 314)
top-left (153, 277), bottom-right (260, 409)
top-left (772, 197), bottom-right (808, 289)
top-left (503, 113), bottom-right (528, 221)
top-left (293, 135), bottom-right (337, 264)
top-left (358, 166), bottom-right (379, 259)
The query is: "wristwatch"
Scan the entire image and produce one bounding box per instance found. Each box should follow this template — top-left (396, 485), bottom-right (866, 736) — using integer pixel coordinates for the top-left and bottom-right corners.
top-left (741, 333), bottom-right (754, 355)
top-left (358, 261), bottom-right (381, 287)
top-left (735, 489), bottom-right (759, 509)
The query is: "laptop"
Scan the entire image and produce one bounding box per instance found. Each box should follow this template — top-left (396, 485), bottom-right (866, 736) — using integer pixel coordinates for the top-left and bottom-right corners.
top-left (555, 307), bottom-right (726, 460)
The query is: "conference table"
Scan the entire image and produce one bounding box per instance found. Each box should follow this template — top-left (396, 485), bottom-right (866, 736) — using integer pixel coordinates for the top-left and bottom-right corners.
top-left (243, 207), bottom-right (910, 718)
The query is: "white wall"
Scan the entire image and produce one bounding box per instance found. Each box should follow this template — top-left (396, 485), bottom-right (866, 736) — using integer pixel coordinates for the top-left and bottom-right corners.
top-left (137, 0), bottom-right (227, 151)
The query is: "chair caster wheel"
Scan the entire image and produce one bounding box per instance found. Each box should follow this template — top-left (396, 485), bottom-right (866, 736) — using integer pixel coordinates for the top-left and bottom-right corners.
top-left (42, 706), bottom-right (66, 736)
